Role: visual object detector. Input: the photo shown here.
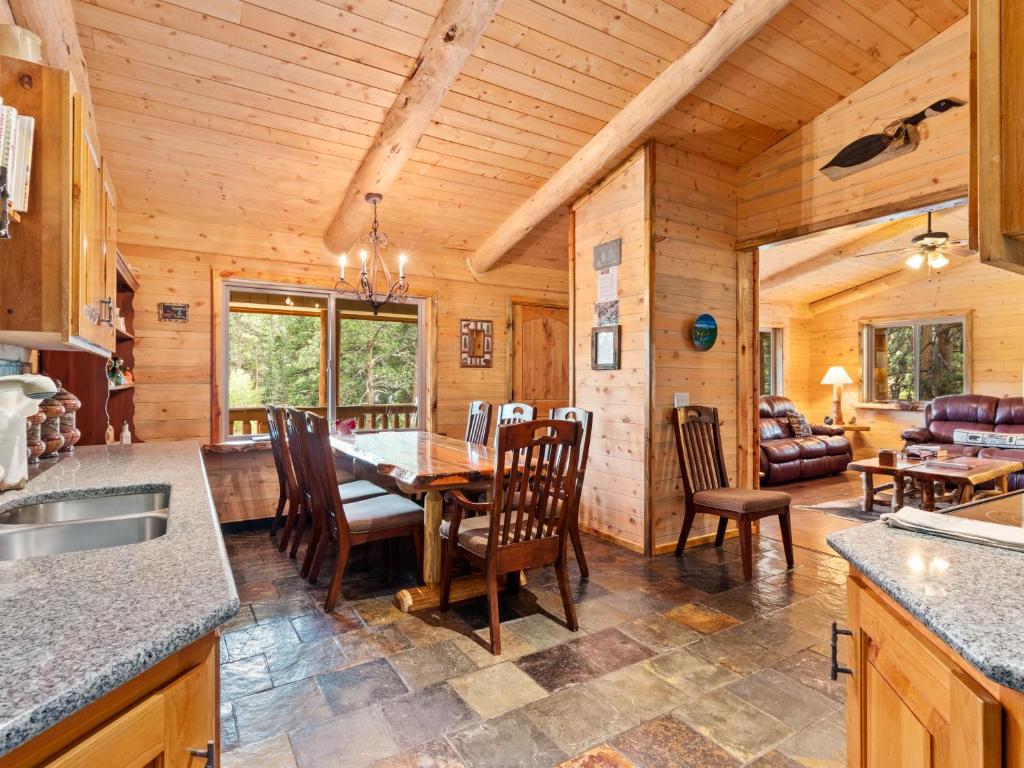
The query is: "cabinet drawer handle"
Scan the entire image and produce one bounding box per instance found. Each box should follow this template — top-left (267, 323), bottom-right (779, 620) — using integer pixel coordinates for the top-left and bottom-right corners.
top-left (830, 621), bottom-right (853, 681)
top-left (188, 740), bottom-right (215, 768)
top-left (99, 297), bottom-right (114, 326)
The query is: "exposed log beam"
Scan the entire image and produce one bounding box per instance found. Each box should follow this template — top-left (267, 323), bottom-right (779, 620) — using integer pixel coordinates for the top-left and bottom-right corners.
top-left (467, 0), bottom-right (790, 275)
top-left (760, 216), bottom-right (925, 292)
top-left (809, 258), bottom-right (970, 315)
top-left (323, 0), bottom-right (500, 255)
top-left (8, 0), bottom-right (97, 142)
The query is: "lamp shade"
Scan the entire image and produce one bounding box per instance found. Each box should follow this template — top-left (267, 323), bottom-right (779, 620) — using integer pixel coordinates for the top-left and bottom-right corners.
top-left (821, 366), bottom-right (853, 386)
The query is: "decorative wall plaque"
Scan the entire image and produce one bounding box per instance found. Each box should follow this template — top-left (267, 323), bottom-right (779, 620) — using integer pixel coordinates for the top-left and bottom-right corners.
top-left (592, 238), bottom-right (622, 270)
top-left (460, 319), bottom-right (493, 368)
top-left (158, 302), bottom-right (190, 322)
top-left (692, 313), bottom-right (718, 351)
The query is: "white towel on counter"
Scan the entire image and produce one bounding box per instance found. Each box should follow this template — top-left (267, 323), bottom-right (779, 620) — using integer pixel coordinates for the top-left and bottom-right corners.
top-left (881, 506), bottom-right (1024, 553)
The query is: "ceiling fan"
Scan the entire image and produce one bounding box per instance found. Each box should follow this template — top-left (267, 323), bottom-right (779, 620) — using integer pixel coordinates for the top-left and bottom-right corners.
top-left (855, 211), bottom-right (975, 270)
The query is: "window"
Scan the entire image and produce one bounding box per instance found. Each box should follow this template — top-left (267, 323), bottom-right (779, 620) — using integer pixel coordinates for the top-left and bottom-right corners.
top-left (759, 328), bottom-right (783, 396)
top-left (862, 317), bottom-right (968, 402)
top-left (222, 284), bottom-right (423, 438)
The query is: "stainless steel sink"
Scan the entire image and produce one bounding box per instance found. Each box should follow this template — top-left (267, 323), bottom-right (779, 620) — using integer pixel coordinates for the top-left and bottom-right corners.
top-left (0, 512), bottom-right (169, 561)
top-left (0, 490), bottom-right (171, 561)
top-left (0, 490), bottom-right (170, 525)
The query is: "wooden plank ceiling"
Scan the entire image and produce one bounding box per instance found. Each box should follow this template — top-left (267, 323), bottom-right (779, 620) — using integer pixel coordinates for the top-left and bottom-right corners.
top-left (759, 204), bottom-right (971, 305)
top-left (73, 0), bottom-right (968, 272)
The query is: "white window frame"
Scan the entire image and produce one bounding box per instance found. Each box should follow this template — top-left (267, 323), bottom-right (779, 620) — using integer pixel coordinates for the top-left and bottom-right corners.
top-left (220, 279), bottom-right (425, 441)
top-left (860, 314), bottom-right (970, 403)
top-left (759, 327), bottom-right (784, 396)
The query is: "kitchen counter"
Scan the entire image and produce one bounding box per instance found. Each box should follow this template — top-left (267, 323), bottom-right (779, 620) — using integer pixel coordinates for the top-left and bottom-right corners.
top-left (0, 442), bottom-right (238, 755)
top-left (828, 512), bottom-right (1024, 693)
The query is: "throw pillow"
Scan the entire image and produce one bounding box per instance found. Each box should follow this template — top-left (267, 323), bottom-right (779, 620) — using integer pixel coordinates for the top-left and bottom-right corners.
top-left (787, 413), bottom-right (812, 437)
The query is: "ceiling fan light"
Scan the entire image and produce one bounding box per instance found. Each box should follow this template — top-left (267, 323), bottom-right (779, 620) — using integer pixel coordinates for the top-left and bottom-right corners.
top-left (905, 252), bottom-right (926, 269)
top-left (929, 252), bottom-right (950, 269)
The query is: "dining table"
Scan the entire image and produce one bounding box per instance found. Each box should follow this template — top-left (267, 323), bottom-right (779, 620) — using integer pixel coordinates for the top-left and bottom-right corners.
top-left (330, 430), bottom-right (518, 612)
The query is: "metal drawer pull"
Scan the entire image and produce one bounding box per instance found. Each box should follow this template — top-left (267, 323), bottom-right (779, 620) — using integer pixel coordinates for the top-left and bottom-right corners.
top-left (188, 740), bottom-right (215, 768)
top-left (830, 620), bottom-right (853, 681)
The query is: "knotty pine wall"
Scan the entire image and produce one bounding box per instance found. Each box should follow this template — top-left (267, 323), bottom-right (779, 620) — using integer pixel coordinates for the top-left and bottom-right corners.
top-left (651, 143), bottom-right (749, 553)
top-left (120, 231), bottom-right (567, 522)
top-left (571, 148), bottom-right (650, 552)
top-left (759, 303), bottom-right (812, 410)
top-left (737, 16), bottom-right (969, 248)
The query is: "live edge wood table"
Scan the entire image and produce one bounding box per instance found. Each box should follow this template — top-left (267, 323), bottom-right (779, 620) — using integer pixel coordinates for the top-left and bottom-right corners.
top-left (330, 430), bottom-right (514, 613)
top-left (903, 457), bottom-right (1024, 512)
top-left (847, 457), bottom-right (925, 513)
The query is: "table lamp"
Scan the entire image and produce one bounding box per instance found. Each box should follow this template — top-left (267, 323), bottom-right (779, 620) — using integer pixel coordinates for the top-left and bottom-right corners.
top-left (821, 366), bottom-right (853, 425)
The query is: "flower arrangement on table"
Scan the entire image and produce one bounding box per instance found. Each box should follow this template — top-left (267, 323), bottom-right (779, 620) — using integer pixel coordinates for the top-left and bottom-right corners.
top-left (335, 417), bottom-right (358, 435)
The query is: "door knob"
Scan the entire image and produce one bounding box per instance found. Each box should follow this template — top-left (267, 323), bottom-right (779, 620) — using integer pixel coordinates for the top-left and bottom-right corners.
top-left (188, 740), bottom-right (215, 768)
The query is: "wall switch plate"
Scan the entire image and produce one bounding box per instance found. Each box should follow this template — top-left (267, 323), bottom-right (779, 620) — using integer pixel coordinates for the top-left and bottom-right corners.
top-left (673, 393), bottom-right (689, 408)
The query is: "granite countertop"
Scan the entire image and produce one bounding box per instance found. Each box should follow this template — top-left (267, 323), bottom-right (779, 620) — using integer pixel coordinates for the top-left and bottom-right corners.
top-left (0, 442), bottom-right (238, 755)
top-left (828, 522), bottom-right (1024, 692)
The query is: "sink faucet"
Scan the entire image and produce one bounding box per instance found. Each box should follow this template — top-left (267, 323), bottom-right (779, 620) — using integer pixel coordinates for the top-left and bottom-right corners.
top-left (0, 374), bottom-right (57, 491)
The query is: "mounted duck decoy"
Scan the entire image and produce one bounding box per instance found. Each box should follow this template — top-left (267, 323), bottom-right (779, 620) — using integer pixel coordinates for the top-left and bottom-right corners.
top-left (819, 98), bottom-right (965, 181)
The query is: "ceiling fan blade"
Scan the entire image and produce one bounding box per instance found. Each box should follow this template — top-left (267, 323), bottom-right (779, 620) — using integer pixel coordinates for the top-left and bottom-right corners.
top-left (942, 245), bottom-right (977, 258)
top-left (853, 247), bottom-right (915, 258)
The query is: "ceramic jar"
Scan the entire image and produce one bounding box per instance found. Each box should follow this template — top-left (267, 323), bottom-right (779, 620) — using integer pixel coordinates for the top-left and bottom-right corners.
top-left (38, 395), bottom-right (64, 458)
top-left (54, 380), bottom-right (82, 453)
top-left (26, 410), bottom-right (45, 464)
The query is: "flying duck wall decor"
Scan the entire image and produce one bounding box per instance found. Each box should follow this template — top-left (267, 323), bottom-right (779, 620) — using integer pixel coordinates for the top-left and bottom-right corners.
top-left (819, 98), bottom-right (965, 181)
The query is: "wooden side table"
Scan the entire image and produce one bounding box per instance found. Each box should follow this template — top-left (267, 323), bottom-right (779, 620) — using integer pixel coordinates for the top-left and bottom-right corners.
top-left (847, 457), bottom-right (921, 513)
top-left (904, 458), bottom-right (1024, 511)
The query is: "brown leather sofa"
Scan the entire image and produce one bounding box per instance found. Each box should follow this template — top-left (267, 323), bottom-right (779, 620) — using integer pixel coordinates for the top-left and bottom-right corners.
top-left (901, 394), bottom-right (1024, 491)
top-left (759, 396), bottom-right (852, 485)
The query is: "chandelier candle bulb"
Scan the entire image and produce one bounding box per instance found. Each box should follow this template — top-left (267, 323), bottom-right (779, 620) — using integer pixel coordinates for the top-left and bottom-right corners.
top-left (339, 254), bottom-right (346, 280)
top-left (360, 250), bottom-right (368, 276)
top-left (399, 253), bottom-right (407, 279)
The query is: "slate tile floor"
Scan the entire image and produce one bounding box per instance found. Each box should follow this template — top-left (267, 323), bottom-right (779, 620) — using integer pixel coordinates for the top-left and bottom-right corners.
top-left (220, 530), bottom-right (848, 768)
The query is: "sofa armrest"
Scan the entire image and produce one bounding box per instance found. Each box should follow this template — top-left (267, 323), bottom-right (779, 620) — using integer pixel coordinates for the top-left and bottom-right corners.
top-left (811, 424), bottom-right (845, 437)
top-left (901, 427), bottom-right (932, 444)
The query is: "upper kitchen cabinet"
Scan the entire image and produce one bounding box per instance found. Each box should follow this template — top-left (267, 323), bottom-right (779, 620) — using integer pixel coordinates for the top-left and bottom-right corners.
top-left (0, 55), bottom-right (116, 355)
top-left (971, 0), bottom-right (1024, 275)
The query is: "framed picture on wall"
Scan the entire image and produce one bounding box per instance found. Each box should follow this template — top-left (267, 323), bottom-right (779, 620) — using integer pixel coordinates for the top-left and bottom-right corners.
top-left (591, 325), bottom-right (620, 370)
top-left (460, 319), bottom-right (493, 368)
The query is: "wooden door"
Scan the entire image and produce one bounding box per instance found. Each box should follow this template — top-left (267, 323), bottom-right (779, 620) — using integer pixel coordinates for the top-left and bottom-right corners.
top-left (846, 576), bottom-right (1001, 768)
top-left (44, 693), bottom-right (166, 768)
top-left (511, 303), bottom-right (569, 414)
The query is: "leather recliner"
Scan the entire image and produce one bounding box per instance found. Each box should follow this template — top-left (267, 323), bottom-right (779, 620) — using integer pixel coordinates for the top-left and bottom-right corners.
top-left (901, 394), bottom-right (1024, 491)
top-left (759, 396), bottom-right (852, 485)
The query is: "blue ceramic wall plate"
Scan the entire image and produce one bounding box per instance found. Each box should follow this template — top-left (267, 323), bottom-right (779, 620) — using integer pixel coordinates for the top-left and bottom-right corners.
top-left (692, 313), bottom-right (718, 351)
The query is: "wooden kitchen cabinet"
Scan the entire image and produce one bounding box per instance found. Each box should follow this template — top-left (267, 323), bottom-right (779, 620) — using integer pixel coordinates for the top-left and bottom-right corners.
top-left (844, 574), bottom-right (1002, 767)
top-left (0, 633), bottom-right (219, 768)
top-left (0, 56), bottom-right (116, 355)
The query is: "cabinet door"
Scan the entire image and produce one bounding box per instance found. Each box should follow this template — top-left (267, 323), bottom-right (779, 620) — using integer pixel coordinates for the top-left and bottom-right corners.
top-left (846, 577), bottom-right (1001, 767)
top-left (70, 94), bottom-right (112, 352)
top-left (162, 652), bottom-right (218, 768)
top-left (43, 693), bottom-right (166, 768)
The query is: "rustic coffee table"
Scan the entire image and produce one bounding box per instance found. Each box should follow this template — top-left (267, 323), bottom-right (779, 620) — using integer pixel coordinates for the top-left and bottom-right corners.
top-left (903, 457), bottom-right (1024, 511)
top-left (847, 457), bottom-right (926, 513)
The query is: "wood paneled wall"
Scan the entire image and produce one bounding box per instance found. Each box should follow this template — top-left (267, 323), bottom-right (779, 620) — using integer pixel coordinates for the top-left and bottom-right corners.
top-left (651, 143), bottom-right (744, 552)
top-left (804, 261), bottom-right (1024, 458)
top-left (737, 17), bottom-right (970, 248)
top-left (571, 148), bottom-right (651, 552)
top-left (759, 303), bottom-right (812, 415)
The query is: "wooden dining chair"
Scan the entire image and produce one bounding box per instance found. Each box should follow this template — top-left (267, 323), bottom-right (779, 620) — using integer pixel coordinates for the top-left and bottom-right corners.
top-left (440, 418), bottom-right (582, 655)
top-left (277, 407), bottom-right (389, 563)
top-left (298, 411), bottom-right (425, 612)
top-left (465, 401), bottom-right (492, 445)
top-left (672, 405), bottom-right (794, 580)
top-left (266, 404), bottom-right (291, 540)
top-left (496, 402), bottom-right (536, 427)
top-left (550, 406), bottom-right (593, 578)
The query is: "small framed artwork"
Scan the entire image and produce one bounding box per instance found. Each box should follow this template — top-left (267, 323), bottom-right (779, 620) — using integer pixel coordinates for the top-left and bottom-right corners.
top-left (158, 302), bottom-right (190, 322)
top-left (692, 313), bottom-right (718, 351)
top-left (591, 325), bottom-right (620, 370)
top-left (460, 319), bottom-right (493, 368)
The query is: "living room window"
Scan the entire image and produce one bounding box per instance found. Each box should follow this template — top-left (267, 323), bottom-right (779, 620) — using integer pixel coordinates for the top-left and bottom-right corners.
top-left (759, 328), bottom-right (783, 396)
top-left (862, 316), bottom-right (968, 402)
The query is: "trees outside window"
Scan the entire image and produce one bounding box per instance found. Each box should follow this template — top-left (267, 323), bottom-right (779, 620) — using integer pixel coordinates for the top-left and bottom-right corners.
top-left (866, 318), bottom-right (965, 402)
top-left (759, 328), bottom-right (782, 396)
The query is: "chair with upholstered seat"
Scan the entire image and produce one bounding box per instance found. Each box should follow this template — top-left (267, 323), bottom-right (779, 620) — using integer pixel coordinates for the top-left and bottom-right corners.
top-left (496, 402), bottom-right (536, 428)
top-left (276, 407), bottom-right (389, 566)
top-left (296, 410), bottom-right (425, 612)
top-left (672, 405), bottom-right (794, 580)
top-left (440, 418), bottom-right (582, 654)
top-left (465, 401), bottom-right (492, 446)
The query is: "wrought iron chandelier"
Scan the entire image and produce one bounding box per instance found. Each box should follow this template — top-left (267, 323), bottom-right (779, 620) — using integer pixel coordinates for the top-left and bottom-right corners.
top-left (335, 193), bottom-right (409, 315)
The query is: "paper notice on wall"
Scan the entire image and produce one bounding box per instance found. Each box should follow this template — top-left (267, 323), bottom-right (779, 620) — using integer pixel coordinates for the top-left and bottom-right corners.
top-left (596, 266), bottom-right (617, 303)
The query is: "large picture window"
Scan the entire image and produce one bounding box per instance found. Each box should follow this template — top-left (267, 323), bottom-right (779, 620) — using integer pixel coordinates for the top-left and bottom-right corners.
top-left (222, 284), bottom-right (423, 438)
top-left (862, 316), bottom-right (968, 402)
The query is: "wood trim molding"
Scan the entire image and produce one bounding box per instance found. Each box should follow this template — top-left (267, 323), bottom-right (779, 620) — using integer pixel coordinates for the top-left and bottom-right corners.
top-left (468, 0), bottom-right (791, 274)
